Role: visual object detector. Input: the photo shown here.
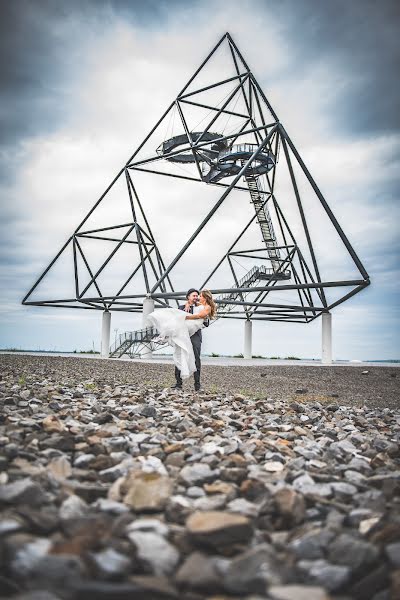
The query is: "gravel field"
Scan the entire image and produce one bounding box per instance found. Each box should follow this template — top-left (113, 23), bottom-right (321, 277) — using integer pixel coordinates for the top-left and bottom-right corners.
top-left (0, 353), bottom-right (399, 600)
top-left (0, 353), bottom-right (399, 409)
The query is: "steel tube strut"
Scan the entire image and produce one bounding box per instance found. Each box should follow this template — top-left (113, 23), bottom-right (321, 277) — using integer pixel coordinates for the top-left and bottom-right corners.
top-left (279, 124), bottom-right (369, 281)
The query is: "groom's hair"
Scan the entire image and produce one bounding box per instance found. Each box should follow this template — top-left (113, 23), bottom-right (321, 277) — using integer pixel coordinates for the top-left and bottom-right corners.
top-left (186, 288), bottom-right (199, 298)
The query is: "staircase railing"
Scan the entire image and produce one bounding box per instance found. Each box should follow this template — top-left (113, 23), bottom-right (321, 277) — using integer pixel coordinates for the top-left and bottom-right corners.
top-left (244, 170), bottom-right (281, 271)
top-left (109, 326), bottom-right (160, 358)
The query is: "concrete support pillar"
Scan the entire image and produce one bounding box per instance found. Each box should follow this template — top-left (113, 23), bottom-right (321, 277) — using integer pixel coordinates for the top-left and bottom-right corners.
top-left (101, 310), bottom-right (111, 358)
top-left (322, 312), bottom-right (332, 364)
top-left (141, 297), bottom-right (155, 359)
top-left (244, 320), bottom-right (252, 360)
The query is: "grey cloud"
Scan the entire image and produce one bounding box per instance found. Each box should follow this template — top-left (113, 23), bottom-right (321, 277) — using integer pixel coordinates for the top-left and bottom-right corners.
top-left (266, 0), bottom-right (400, 136)
top-left (0, 0), bottom-right (200, 149)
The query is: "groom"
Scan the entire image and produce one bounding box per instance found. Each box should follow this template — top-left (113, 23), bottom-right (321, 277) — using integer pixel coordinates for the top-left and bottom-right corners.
top-left (172, 287), bottom-right (208, 392)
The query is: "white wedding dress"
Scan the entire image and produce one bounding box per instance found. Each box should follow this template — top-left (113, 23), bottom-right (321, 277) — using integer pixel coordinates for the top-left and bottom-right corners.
top-left (147, 307), bottom-right (204, 379)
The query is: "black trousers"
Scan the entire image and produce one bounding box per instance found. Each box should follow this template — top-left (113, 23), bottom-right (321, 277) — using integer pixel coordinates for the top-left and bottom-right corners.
top-left (175, 332), bottom-right (201, 386)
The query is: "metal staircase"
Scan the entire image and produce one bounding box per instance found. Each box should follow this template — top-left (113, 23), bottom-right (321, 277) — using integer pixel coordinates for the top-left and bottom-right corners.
top-left (216, 264), bottom-right (290, 315)
top-left (109, 326), bottom-right (166, 358)
top-left (244, 170), bottom-right (281, 271)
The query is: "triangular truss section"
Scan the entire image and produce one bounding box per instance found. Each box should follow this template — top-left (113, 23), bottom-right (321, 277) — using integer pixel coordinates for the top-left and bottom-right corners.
top-left (24, 32), bottom-right (369, 323)
top-left (23, 170), bottom-right (175, 311)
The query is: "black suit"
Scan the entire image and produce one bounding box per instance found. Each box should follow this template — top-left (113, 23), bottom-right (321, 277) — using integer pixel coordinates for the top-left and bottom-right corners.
top-left (175, 304), bottom-right (208, 388)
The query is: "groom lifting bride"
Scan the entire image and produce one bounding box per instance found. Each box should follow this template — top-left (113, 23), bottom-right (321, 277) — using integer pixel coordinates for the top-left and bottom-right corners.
top-left (148, 288), bottom-right (216, 391)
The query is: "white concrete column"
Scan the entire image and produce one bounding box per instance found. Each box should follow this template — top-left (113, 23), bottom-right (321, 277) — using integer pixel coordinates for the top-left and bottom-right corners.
top-left (244, 320), bottom-right (252, 359)
top-left (141, 297), bottom-right (155, 359)
top-left (101, 310), bottom-right (111, 358)
top-left (322, 312), bottom-right (332, 364)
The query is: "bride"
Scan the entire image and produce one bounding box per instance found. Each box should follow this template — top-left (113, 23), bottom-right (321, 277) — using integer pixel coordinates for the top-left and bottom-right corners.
top-left (148, 289), bottom-right (217, 380)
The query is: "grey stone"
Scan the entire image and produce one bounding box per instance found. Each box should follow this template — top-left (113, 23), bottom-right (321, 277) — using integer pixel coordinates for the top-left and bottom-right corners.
top-left (328, 533), bottom-right (379, 573)
top-left (139, 405), bottom-right (157, 418)
top-left (385, 542), bottom-right (400, 567)
top-left (0, 478), bottom-right (47, 507)
top-left (292, 475), bottom-right (332, 498)
top-left (175, 551), bottom-right (222, 590)
top-left (29, 554), bottom-right (86, 589)
top-left (344, 469), bottom-right (366, 485)
top-left (347, 508), bottom-right (377, 527)
top-left (223, 544), bottom-right (283, 593)
top-left (290, 529), bottom-right (335, 560)
top-left (74, 453), bottom-right (96, 468)
top-left (165, 494), bottom-right (192, 524)
top-left (329, 439), bottom-right (358, 457)
top-left (291, 473), bottom-right (314, 492)
top-left (298, 558), bottom-right (350, 591)
top-left (349, 564), bottom-right (390, 600)
top-left (330, 481), bottom-right (358, 498)
top-left (179, 463), bottom-right (218, 486)
top-left (186, 485), bottom-right (205, 498)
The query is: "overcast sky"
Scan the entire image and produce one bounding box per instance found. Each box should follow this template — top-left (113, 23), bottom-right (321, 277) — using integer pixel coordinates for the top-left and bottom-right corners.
top-left (0, 0), bottom-right (399, 360)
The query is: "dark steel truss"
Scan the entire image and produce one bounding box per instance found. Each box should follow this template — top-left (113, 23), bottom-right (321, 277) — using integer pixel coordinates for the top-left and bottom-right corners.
top-left (23, 32), bottom-right (369, 326)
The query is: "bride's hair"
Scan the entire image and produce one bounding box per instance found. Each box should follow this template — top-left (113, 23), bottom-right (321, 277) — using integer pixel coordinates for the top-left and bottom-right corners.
top-left (200, 289), bottom-right (217, 319)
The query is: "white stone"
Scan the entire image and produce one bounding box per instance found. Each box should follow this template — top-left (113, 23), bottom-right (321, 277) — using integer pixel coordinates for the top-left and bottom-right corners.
top-left (227, 498), bottom-right (259, 517)
top-left (138, 455), bottom-right (168, 475)
top-left (59, 494), bottom-right (88, 520)
top-left (91, 547), bottom-right (131, 577)
top-left (127, 518), bottom-right (169, 537)
top-left (128, 531), bottom-right (179, 575)
top-left (264, 461), bottom-right (285, 472)
top-left (203, 441), bottom-right (224, 455)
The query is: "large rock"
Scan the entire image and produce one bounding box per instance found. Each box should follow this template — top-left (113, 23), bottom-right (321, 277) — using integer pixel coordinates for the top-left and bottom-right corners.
top-left (42, 415), bottom-right (65, 433)
top-left (290, 529), bottom-right (335, 560)
top-left (123, 472), bottom-right (173, 512)
top-left (274, 487), bottom-right (305, 526)
top-left (25, 554), bottom-right (86, 592)
top-left (0, 478), bottom-right (47, 507)
top-left (174, 551), bottom-right (222, 590)
top-left (298, 558), bottom-right (350, 591)
top-left (186, 510), bottom-right (253, 549)
top-left (328, 533), bottom-right (379, 573)
top-left (47, 456), bottom-right (72, 481)
top-left (223, 543), bottom-right (284, 593)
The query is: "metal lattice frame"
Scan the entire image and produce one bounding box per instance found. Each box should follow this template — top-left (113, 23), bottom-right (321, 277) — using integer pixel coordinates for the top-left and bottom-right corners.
top-left (23, 33), bottom-right (370, 325)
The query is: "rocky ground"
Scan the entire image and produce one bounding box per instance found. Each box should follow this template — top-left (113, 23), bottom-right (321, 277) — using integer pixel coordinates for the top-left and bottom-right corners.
top-left (0, 354), bottom-right (399, 600)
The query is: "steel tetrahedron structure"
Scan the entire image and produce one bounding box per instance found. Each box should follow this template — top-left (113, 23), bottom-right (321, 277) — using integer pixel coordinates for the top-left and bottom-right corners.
top-left (23, 33), bottom-right (369, 357)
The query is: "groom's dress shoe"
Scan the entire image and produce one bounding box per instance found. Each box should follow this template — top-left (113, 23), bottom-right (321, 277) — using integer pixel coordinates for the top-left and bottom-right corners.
top-left (194, 384), bottom-right (202, 392)
top-left (171, 383), bottom-right (182, 390)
